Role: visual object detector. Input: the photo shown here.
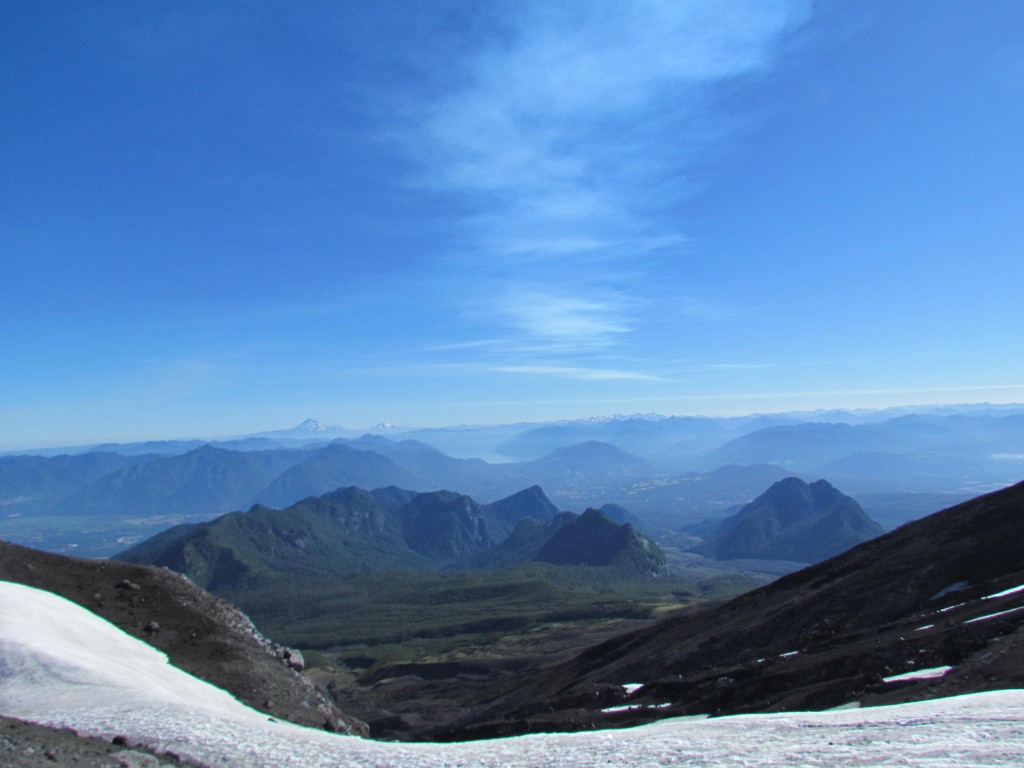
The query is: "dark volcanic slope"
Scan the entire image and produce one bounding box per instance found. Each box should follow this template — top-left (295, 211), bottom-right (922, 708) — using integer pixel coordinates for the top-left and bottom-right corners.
top-left (0, 539), bottom-right (364, 734)
top-left (438, 479), bottom-right (1024, 739)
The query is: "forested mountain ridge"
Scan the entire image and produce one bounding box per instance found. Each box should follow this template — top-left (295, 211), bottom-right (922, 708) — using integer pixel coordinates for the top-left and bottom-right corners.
top-left (692, 477), bottom-right (883, 563)
top-left (115, 484), bottom-right (667, 588)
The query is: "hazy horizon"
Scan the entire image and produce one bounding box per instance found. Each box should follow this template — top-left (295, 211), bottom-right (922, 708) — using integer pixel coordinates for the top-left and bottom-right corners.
top-left (5, 399), bottom-right (1024, 454)
top-left (5, 2), bottom-right (1023, 449)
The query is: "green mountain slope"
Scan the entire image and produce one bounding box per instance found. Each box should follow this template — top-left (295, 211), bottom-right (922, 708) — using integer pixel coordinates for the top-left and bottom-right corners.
top-left (116, 484), bottom-right (566, 588)
top-left (694, 477), bottom-right (883, 563)
top-left (537, 508), bottom-right (668, 575)
top-left (116, 486), bottom-right (434, 589)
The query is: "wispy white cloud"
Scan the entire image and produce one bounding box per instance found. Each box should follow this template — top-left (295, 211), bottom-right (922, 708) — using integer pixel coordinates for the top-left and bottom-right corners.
top-left (419, 2), bottom-right (807, 197)
top-left (397, 1), bottom-right (809, 359)
top-left (495, 365), bottom-right (666, 382)
top-left (417, 338), bottom-right (510, 353)
top-left (685, 362), bottom-right (775, 372)
top-left (992, 453), bottom-right (1024, 462)
top-left (492, 233), bottom-right (691, 261)
top-left (496, 287), bottom-right (631, 345)
top-left (414, 1), bottom-right (807, 212)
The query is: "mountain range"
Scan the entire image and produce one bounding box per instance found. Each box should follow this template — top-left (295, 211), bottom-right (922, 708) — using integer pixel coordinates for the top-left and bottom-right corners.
top-left (114, 485), bottom-right (667, 589)
top-left (3, 405), bottom-right (1021, 557)
top-left (3, 473), bottom-right (1023, 753)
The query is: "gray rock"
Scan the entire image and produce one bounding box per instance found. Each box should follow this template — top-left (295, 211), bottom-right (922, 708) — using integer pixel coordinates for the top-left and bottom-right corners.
top-left (112, 749), bottom-right (161, 768)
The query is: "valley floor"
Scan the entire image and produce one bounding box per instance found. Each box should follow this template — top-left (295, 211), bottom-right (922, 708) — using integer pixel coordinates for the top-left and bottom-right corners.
top-left (3, 581), bottom-right (1024, 767)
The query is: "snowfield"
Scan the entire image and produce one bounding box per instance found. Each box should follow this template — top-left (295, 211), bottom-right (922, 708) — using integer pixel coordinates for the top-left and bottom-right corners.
top-left (3, 581), bottom-right (1024, 767)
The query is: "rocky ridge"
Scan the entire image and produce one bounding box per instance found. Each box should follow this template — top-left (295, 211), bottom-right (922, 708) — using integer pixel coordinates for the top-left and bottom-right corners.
top-left (0, 539), bottom-right (365, 735)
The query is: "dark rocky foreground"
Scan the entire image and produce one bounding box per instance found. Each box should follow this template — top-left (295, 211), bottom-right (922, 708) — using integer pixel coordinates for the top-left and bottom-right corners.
top-left (427, 479), bottom-right (1024, 740)
top-left (0, 540), bottom-right (365, 736)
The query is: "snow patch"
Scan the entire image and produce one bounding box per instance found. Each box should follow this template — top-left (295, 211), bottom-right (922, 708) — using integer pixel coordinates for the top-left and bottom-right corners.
top-left (4, 581), bottom-right (1024, 767)
top-left (620, 683), bottom-right (644, 695)
top-left (982, 583), bottom-right (1024, 601)
top-left (883, 666), bottom-right (954, 683)
top-left (602, 704), bottom-right (642, 714)
top-left (0, 582), bottom-right (276, 725)
top-left (964, 606), bottom-right (1024, 624)
top-left (601, 702), bottom-right (671, 714)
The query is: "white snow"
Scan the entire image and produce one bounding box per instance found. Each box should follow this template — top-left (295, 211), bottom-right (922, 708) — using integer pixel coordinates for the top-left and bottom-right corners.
top-left (964, 605), bottom-right (1024, 624)
top-left (779, 650), bottom-right (800, 657)
top-left (601, 702), bottom-right (671, 714)
top-left (620, 682), bottom-right (644, 695)
top-left (4, 581), bottom-right (1024, 767)
top-left (883, 666), bottom-right (954, 683)
top-left (915, 624), bottom-right (935, 631)
top-left (602, 703), bottom-right (642, 714)
top-left (982, 583), bottom-right (1024, 601)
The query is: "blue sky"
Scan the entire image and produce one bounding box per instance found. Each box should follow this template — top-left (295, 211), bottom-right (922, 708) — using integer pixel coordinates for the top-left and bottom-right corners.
top-left (3, 1), bottom-right (1024, 448)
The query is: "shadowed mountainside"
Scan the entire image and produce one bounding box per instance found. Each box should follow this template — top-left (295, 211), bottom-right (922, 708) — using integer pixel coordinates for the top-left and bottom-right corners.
top-left (432, 479), bottom-right (1024, 740)
top-left (693, 477), bottom-right (883, 563)
top-left (536, 509), bottom-right (667, 575)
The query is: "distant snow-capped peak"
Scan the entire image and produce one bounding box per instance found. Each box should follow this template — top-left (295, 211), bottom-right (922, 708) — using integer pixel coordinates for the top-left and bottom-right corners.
top-left (551, 413), bottom-right (667, 425)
